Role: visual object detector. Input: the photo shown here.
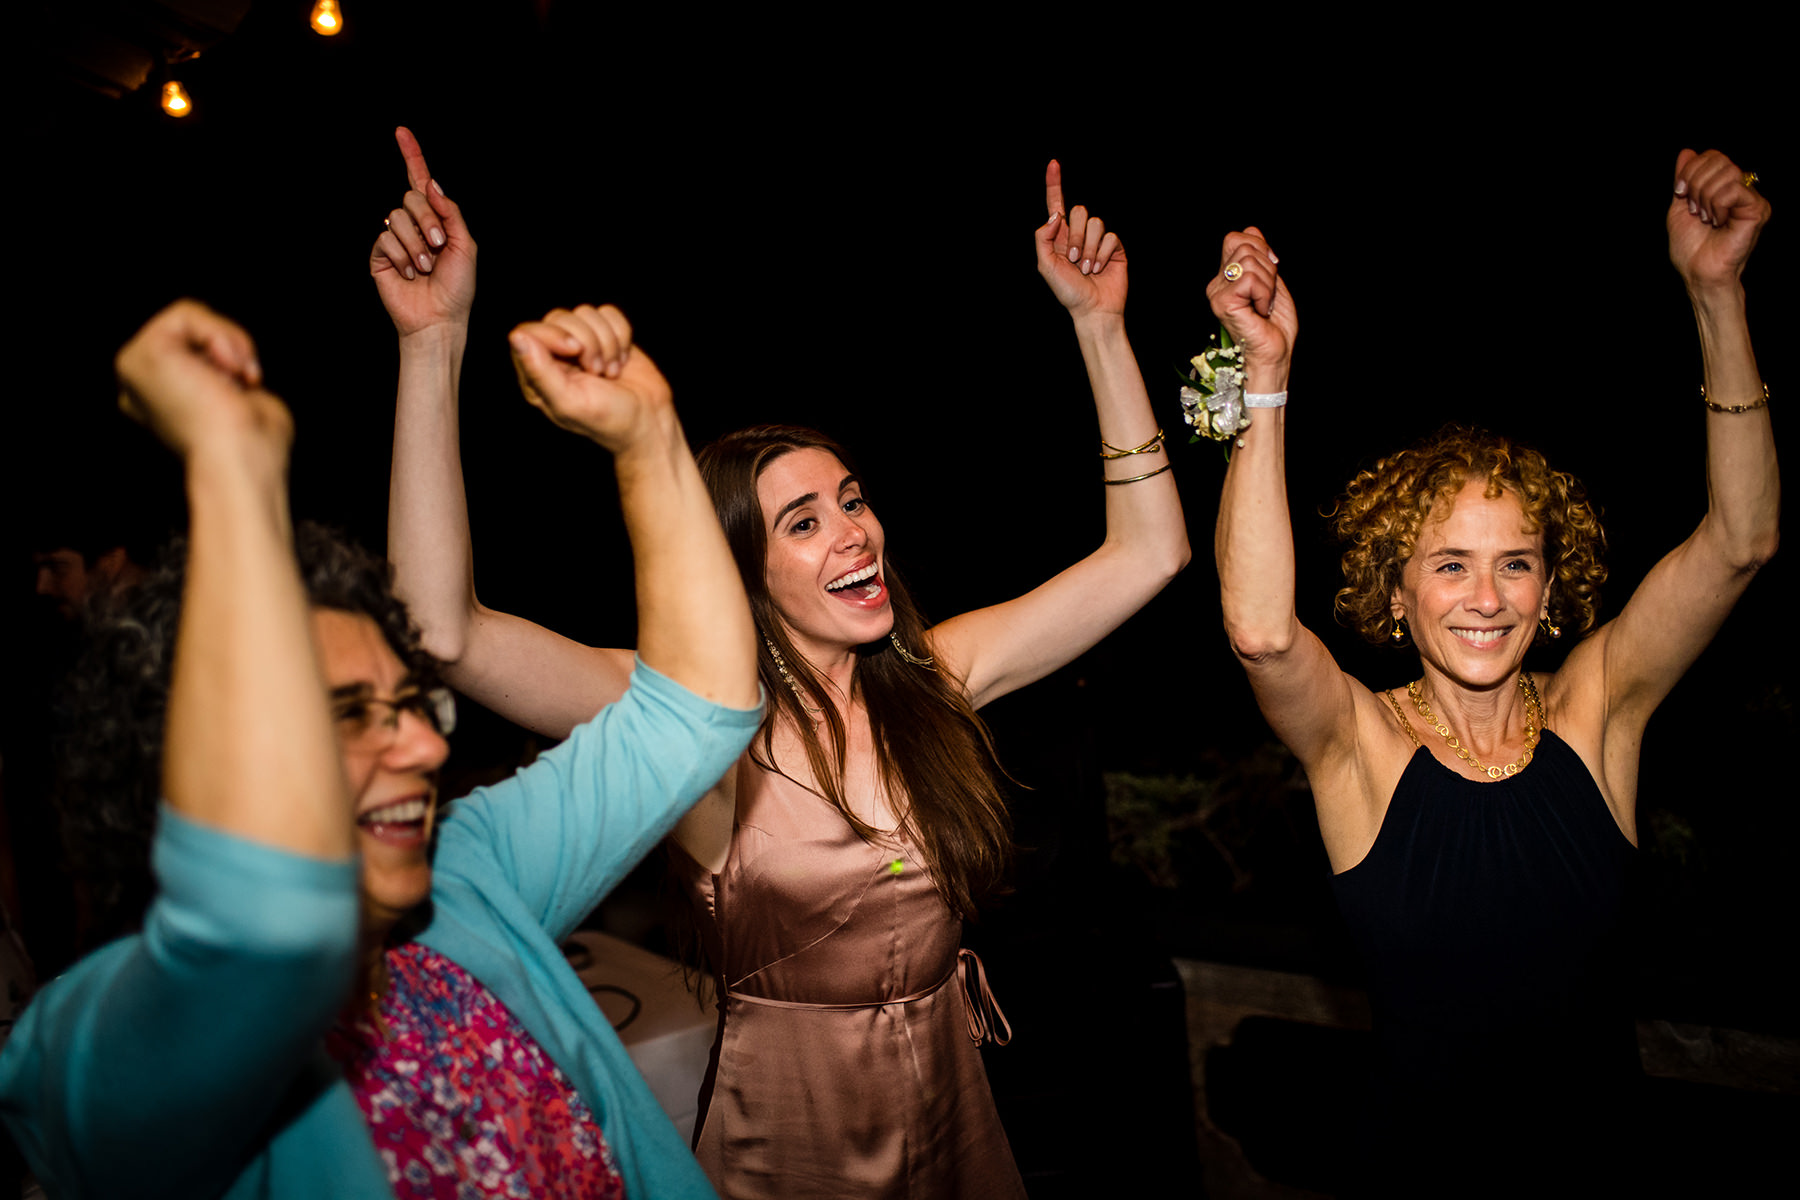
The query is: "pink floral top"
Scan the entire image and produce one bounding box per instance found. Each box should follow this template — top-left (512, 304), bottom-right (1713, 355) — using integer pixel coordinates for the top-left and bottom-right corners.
top-left (327, 942), bottom-right (626, 1199)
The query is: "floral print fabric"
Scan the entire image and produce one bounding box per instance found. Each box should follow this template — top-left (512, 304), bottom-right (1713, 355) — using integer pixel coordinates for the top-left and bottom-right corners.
top-left (328, 942), bottom-right (625, 1199)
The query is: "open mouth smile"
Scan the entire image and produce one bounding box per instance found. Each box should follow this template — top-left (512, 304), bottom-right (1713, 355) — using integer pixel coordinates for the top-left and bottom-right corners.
top-left (358, 796), bottom-right (432, 846)
top-left (825, 561), bottom-right (885, 605)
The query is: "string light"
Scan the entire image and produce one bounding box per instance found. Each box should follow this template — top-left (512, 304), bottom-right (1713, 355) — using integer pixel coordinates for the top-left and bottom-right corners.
top-left (161, 81), bottom-right (193, 117)
top-left (310, 1), bottom-right (345, 36)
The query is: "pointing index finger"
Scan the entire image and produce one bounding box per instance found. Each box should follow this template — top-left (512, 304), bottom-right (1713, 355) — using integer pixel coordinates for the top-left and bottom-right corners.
top-left (1045, 159), bottom-right (1065, 220)
top-left (395, 126), bottom-right (432, 193)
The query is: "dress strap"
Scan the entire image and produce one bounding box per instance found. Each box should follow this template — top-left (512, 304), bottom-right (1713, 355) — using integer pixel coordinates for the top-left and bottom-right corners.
top-left (957, 948), bottom-right (1012, 1047)
top-left (1385, 688), bottom-right (1422, 748)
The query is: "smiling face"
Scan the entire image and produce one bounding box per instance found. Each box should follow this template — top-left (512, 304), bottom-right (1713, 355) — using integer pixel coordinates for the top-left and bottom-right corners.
top-left (1391, 480), bottom-right (1549, 693)
top-left (756, 447), bottom-right (893, 664)
top-left (310, 607), bottom-right (450, 934)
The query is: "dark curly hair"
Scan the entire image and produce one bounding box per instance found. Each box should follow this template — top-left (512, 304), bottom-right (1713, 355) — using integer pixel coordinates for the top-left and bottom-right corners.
top-left (696, 425), bottom-right (1012, 919)
top-left (56, 522), bottom-right (441, 946)
top-left (1331, 426), bottom-right (1608, 646)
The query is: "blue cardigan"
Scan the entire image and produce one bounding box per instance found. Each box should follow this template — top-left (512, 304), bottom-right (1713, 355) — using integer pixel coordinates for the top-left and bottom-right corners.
top-left (0, 661), bottom-right (758, 1199)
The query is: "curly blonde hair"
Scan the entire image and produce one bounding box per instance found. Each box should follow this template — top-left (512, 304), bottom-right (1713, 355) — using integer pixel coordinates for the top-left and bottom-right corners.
top-left (1331, 426), bottom-right (1607, 645)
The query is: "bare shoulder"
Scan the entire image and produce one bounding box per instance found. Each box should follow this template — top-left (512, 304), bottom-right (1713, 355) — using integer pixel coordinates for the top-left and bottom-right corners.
top-left (1306, 679), bottom-right (1428, 874)
top-left (1538, 630), bottom-right (1619, 776)
top-left (1537, 645), bottom-right (1640, 844)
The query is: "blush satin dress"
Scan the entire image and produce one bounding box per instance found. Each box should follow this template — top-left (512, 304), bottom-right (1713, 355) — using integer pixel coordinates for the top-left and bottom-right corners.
top-left (673, 756), bottom-right (1024, 1199)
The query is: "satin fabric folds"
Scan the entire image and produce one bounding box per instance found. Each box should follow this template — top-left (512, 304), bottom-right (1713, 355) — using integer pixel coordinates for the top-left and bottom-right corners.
top-left (674, 759), bottom-right (1025, 1199)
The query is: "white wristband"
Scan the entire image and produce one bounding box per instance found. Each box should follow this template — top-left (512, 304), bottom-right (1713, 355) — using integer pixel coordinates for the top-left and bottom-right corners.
top-left (1245, 391), bottom-right (1288, 408)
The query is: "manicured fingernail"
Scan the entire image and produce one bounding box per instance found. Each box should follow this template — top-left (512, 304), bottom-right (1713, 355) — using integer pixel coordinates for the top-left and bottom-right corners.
top-left (429, 228), bottom-right (445, 248)
top-left (418, 253), bottom-right (433, 271)
top-left (1068, 246), bottom-right (1080, 263)
top-left (403, 265), bottom-right (416, 280)
top-left (1080, 259), bottom-right (1092, 275)
top-left (1269, 250), bottom-right (1280, 264)
top-left (431, 179), bottom-right (446, 197)
top-left (1687, 199), bottom-right (1696, 215)
top-left (1674, 179), bottom-right (1688, 196)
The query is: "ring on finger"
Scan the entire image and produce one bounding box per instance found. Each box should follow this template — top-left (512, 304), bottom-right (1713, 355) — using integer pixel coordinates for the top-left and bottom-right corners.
top-left (1743, 171), bottom-right (1760, 188)
top-left (383, 218), bottom-right (391, 230)
top-left (1223, 262), bottom-right (1244, 282)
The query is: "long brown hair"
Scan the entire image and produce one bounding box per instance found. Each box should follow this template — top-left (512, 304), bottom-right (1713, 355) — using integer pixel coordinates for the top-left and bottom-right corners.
top-left (697, 425), bottom-right (1012, 918)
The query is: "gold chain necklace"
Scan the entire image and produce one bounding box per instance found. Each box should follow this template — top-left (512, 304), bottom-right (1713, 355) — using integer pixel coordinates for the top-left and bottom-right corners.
top-left (1407, 674), bottom-right (1541, 780)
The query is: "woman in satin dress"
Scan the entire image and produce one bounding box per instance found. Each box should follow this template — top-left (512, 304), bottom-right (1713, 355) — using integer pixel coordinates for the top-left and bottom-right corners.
top-left (372, 128), bottom-right (1190, 1197)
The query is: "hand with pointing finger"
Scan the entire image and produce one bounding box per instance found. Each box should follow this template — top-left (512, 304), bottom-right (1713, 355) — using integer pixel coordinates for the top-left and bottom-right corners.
top-left (370, 126), bottom-right (478, 338)
top-left (1035, 160), bottom-right (1127, 320)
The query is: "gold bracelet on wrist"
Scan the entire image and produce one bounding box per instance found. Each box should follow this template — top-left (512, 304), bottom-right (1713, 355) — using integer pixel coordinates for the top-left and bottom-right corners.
top-left (1701, 382), bottom-right (1770, 414)
top-left (1100, 428), bottom-right (1166, 459)
top-left (1104, 462), bottom-right (1174, 486)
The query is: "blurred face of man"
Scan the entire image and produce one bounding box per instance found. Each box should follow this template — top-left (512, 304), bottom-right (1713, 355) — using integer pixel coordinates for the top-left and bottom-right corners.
top-left (33, 549), bottom-right (91, 619)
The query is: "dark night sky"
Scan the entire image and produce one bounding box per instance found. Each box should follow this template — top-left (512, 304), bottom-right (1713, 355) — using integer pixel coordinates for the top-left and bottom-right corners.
top-left (9, 7), bottom-right (1795, 1011)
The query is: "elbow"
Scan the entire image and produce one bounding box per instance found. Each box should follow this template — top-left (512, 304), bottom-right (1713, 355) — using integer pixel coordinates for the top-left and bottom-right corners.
top-left (1223, 615), bottom-right (1296, 666)
top-left (1740, 524), bottom-right (1780, 574)
top-left (1169, 537), bottom-right (1195, 580)
top-left (415, 598), bottom-right (494, 669)
top-left (1719, 521), bottom-right (1780, 576)
top-left (1124, 530), bottom-right (1193, 588)
top-left (1094, 531), bottom-right (1191, 599)
top-left (1153, 538), bottom-right (1194, 588)
top-left (414, 618), bottom-right (468, 669)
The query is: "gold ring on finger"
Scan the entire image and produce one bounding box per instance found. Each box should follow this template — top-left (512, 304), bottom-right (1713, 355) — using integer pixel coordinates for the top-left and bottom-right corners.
top-left (383, 218), bottom-right (391, 230)
top-left (1743, 171), bottom-right (1760, 188)
top-left (1223, 262), bottom-right (1243, 282)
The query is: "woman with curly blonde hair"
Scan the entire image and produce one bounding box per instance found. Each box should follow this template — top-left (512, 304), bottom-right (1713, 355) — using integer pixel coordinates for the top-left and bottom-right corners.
top-left (1211, 149), bottom-right (1777, 1195)
top-left (1331, 427), bottom-right (1610, 647)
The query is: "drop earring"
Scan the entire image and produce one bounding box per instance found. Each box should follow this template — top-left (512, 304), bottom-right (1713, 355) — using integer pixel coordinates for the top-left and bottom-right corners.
top-left (764, 635), bottom-right (821, 714)
top-left (889, 630), bottom-right (934, 666)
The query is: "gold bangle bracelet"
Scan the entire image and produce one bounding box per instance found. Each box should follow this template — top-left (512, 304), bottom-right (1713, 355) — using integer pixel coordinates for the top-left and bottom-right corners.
top-left (1104, 462), bottom-right (1174, 486)
top-left (1701, 382), bottom-right (1770, 413)
top-left (1100, 428), bottom-right (1166, 459)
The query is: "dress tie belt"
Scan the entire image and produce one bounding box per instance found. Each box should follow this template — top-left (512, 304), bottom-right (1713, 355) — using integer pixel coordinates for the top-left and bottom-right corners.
top-left (727, 947), bottom-right (1012, 1047)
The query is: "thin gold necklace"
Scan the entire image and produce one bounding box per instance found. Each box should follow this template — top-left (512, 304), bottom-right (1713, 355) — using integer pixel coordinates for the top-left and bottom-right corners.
top-left (1407, 673), bottom-right (1541, 780)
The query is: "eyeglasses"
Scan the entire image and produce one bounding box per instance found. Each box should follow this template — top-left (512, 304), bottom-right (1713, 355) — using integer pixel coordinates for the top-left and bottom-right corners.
top-left (330, 687), bottom-right (456, 753)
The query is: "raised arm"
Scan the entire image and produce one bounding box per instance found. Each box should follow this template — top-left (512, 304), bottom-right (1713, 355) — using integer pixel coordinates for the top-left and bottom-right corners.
top-left (1551, 149), bottom-right (1778, 766)
top-left (2, 304), bottom-right (362, 1197)
top-left (1208, 229), bottom-right (1362, 771)
top-left (377, 127), bottom-right (633, 739)
top-left (506, 305), bottom-right (759, 710)
top-left (121, 303), bottom-right (348, 854)
top-left (931, 161), bottom-right (1192, 709)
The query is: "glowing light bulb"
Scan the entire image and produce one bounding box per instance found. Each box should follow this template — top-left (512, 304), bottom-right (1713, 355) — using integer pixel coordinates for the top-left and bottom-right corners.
top-left (310, 0), bottom-right (344, 35)
top-left (161, 81), bottom-right (193, 117)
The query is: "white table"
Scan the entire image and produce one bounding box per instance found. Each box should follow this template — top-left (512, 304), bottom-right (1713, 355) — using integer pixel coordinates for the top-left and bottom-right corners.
top-left (563, 929), bottom-right (716, 1143)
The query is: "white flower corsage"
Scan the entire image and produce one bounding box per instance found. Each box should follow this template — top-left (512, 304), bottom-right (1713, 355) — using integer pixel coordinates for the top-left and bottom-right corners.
top-left (1178, 327), bottom-right (1250, 457)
